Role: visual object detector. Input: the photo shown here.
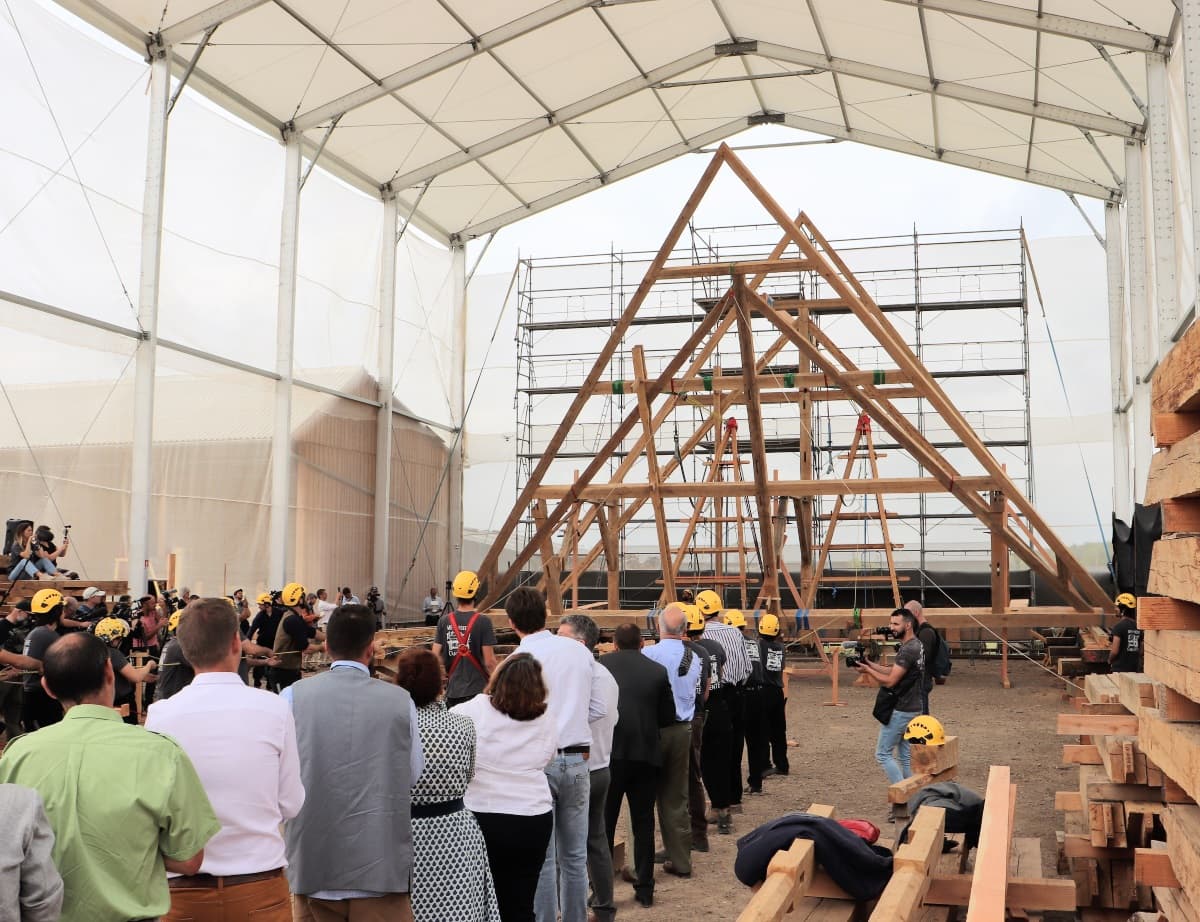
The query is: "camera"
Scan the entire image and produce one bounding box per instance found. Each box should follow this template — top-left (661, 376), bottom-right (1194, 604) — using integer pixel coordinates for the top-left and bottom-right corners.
top-left (843, 640), bottom-right (867, 668)
top-left (875, 625), bottom-right (897, 640)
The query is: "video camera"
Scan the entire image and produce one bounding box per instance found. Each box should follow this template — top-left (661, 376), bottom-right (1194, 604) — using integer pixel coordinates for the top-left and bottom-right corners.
top-left (842, 640), bottom-right (867, 669)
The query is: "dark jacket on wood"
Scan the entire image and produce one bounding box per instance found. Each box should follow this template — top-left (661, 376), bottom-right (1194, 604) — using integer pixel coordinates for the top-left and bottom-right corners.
top-left (901, 781), bottom-right (985, 851)
top-left (599, 649), bottom-right (675, 766)
top-left (734, 813), bottom-right (894, 900)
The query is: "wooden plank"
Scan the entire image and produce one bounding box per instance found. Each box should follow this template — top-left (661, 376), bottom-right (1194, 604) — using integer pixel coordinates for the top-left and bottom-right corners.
top-left (1139, 713), bottom-right (1200, 805)
top-left (1148, 537), bottom-right (1200, 606)
top-left (910, 736), bottom-right (959, 776)
top-left (1153, 412), bottom-right (1200, 448)
top-left (1133, 848), bottom-right (1180, 887)
top-left (1007, 837), bottom-right (1043, 921)
top-left (1061, 833), bottom-right (1133, 860)
top-left (1138, 597), bottom-right (1200, 630)
top-left (1163, 804), bottom-right (1200, 898)
top-left (868, 807), bottom-right (944, 922)
top-left (1062, 744), bottom-right (1104, 765)
top-left (1085, 674), bottom-right (1121, 704)
top-left (1159, 685), bottom-right (1200, 722)
top-left (531, 476), bottom-right (997, 501)
top-left (1144, 630), bottom-right (1200, 703)
top-left (657, 256), bottom-right (814, 280)
top-left (888, 766), bottom-right (958, 804)
top-left (1116, 672), bottom-right (1158, 714)
top-left (1153, 885), bottom-right (1200, 922)
top-left (1055, 791), bottom-right (1084, 811)
top-left (922, 876), bottom-right (1076, 911)
top-left (1152, 313), bottom-right (1200, 414)
top-left (1056, 713), bottom-right (1139, 736)
top-left (1162, 498), bottom-right (1200, 535)
top-left (1147, 429), bottom-right (1200, 502)
top-left (964, 767), bottom-right (1012, 922)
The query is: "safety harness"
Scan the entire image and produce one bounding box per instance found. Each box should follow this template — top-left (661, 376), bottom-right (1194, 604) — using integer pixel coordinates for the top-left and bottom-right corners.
top-left (447, 611), bottom-right (485, 678)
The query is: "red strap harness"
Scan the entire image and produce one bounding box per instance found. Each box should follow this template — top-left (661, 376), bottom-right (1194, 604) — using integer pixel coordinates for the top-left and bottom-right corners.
top-left (448, 612), bottom-right (485, 678)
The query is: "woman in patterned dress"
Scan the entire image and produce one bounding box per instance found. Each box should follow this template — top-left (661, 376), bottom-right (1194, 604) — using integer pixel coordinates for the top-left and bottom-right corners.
top-left (395, 648), bottom-right (501, 922)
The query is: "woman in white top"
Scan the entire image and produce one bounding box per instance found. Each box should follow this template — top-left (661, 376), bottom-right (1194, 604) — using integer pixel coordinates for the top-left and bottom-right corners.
top-left (454, 653), bottom-right (556, 922)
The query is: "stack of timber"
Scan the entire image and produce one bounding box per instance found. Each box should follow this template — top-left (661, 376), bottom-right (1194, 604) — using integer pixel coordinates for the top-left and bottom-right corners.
top-left (734, 767), bottom-right (1073, 921)
top-left (1133, 314), bottom-right (1200, 919)
top-left (1054, 673), bottom-right (1168, 916)
top-left (1052, 626), bottom-right (1115, 679)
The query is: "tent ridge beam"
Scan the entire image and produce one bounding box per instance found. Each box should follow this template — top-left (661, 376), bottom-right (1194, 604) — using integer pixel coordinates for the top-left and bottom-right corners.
top-left (756, 41), bottom-right (1143, 138)
top-left (883, 0), bottom-right (1168, 54)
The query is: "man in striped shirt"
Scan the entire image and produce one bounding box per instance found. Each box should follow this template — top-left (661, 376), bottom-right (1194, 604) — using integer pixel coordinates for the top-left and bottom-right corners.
top-left (696, 590), bottom-right (751, 812)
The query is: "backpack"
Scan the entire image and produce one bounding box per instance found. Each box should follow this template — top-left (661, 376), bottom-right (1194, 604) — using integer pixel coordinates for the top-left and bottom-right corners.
top-left (924, 624), bottom-right (952, 679)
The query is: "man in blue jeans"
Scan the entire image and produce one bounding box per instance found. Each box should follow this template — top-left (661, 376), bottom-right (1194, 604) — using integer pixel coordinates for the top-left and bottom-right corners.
top-left (508, 587), bottom-right (609, 922)
top-left (854, 608), bottom-right (925, 818)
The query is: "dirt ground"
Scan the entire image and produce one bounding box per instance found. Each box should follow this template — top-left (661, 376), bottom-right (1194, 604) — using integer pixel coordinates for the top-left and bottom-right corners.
top-left (613, 657), bottom-right (1071, 920)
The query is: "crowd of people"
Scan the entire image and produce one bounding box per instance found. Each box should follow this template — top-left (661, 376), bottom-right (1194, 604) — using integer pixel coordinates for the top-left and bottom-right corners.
top-left (0, 573), bottom-right (806, 922)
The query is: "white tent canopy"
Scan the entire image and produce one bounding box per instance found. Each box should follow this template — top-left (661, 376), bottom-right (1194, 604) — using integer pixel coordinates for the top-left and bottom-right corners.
top-left (59, 0), bottom-right (1175, 244)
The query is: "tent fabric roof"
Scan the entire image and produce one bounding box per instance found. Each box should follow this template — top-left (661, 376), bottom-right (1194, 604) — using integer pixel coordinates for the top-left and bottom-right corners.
top-left (59, 0), bottom-right (1174, 244)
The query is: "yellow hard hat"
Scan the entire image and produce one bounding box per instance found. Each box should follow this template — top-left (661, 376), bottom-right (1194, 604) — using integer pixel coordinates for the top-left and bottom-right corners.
top-left (256, 591), bottom-right (272, 605)
top-left (280, 582), bottom-right (306, 607)
top-left (759, 613), bottom-right (780, 637)
top-left (95, 617), bottom-right (130, 644)
top-left (452, 570), bottom-right (480, 600)
top-left (722, 609), bottom-right (747, 629)
top-left (31, 588), bottom-right (64, 614)
top-left (683, 604), bottom-right (705, 633)
top-left (903, 715), bottom-right (946, 746)
top-left (696, 589), bottom-right (722, 617)
top-left (1115, 593), bottom-right (1136, 610)
top-left (168, 611), bottom-right (183, 634)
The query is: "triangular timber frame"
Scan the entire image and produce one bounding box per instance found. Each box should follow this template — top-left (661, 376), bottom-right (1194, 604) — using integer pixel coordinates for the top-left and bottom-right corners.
top-left (476, 145), bottom-right (1112, 618)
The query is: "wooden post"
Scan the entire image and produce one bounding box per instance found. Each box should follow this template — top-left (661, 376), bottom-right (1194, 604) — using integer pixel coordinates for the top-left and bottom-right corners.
top-left (991, 490), bottom-right (1011, 688)
top-left (596, 505), bottom-right (620, 609)
top-left (532, 499), bottom-right (563, 617)
top-left (632, 346), bottom-right (675, 605)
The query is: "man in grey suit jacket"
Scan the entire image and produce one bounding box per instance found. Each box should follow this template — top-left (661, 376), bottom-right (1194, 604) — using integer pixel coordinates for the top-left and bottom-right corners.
top-left (599, 623), bottom-right (675, 908)
top-left (282, 604), bottom-right (424, 922)
top-left (0, 784), bottom-right (63, 922)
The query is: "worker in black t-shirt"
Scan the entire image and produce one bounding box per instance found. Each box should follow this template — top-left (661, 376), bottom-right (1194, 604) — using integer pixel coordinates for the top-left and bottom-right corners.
top-left (726, 610), bottom-right (768, 795)
top-left (757, 614), bottom-right (789, 778)
top-left (270, 582), bottom-right (324, 692)
top-left (1108, 593), bottom-right (1143, 673)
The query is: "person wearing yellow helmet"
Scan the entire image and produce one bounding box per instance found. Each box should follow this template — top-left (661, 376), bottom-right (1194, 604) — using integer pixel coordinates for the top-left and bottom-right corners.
top-left (247, 592), bottom-right (277, 689)
top-left (696, 591), bottom-right (752, 815)
top-left (678, 605), bottom-right (716, 850)
top-left (432, 570), bottom-right (497, 707)
top-left (94, 616), bottom-right (157, 724)
top-left (20, 588), bottom-right (69, 730)
top-left (757, 614), bottom-right (789, 779)
top-left (1109, 593), bottom-right (1143, 673)
top-left (270, 582), bottom-right (323, 692)
top-left (724, 612), bottom-right (769, 795)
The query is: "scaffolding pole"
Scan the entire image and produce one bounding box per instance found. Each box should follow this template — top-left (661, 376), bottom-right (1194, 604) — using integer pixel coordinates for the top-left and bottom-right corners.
top-left (374, 189), bottom-right (399, 596)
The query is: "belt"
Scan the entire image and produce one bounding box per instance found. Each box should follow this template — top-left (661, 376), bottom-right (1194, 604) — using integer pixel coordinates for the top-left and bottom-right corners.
top-left (559, 745), bottom-right (590, 754)
top-left (169, 868), bottom-right (284, 890)
top-left (411, 797), bottom-right (464, 819)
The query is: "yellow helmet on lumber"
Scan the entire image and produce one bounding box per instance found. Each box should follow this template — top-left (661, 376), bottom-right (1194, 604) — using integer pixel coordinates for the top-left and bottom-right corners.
top-left (904, 715), bottom-right (946, 747)
top-left (695, 589), bottom-right (722, 617)
top-left (452, 570), bottom-right (480, 600)
top-left (722, 609), bottom-right (747, 629)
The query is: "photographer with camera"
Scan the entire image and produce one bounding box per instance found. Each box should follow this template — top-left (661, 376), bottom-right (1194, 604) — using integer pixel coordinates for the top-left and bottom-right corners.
top-left (366, 585), bottom-right (386, 630)
top-left (852, 608), bottom-right (925, 812)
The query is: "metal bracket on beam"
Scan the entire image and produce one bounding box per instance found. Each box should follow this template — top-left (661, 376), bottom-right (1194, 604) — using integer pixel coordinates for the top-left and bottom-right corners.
top-left (299, 113), bottom-right (342, 191)
top-left (166, 23), bottom-right (218, 117)
top-left (716, 39), bottom-right (758, 56)
top-left (748, 111), bottom-right (786, 125)
top-left (1093, 43), bottom-right (1149, 118)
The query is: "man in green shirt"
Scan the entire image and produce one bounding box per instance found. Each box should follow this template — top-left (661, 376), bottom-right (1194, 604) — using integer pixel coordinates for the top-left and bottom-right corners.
top-left (0, 632), bottom-right (219, 922)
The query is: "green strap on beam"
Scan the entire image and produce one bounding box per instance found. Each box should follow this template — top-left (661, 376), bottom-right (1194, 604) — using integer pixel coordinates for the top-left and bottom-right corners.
top-left (784, 372), bottom-right (795, 388)
top-left (612, 380), bottom-right (624, 394)
top-left (873, 369), bottom-right (886, 385)
top-left (703, 374), bottom-right (713, 391)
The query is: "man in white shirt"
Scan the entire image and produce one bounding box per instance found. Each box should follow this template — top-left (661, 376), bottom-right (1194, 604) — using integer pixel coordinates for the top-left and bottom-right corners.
top-left (508, 588), bottom-right (608, 922)
top-left (313, 589), bottom-right (338, 629)
top-left (145, 598), bottom-right (305, 922)
top-left (558, 614), bottom-right (619, 922)
top-left (421, 587), bottom-right (444, 625)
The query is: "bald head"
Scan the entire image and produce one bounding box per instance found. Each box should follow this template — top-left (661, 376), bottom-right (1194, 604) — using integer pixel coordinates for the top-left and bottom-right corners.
top-left (659, 603), bottom-right (686, 639)
top-left (905, 599), bottom-right (924, 623)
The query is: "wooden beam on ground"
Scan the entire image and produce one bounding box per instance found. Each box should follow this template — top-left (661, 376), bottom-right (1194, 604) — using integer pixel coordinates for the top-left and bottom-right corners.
top-left (965, 767), bottom-right (1013, 922)
top-left (1056, 713), bottom-right (1140, 736)
top-left (923, 876), bottom-right (1076, 911)
top-left (1153, 412), bottom-right (1200, 448)
top-left (1062, 744), bottom-right (1104, 765)
top-left (889, 766), bottom-right (959, 803)
top-left (1147, 430), bottom-right (1200, 502)
top-left (1163, 804), bottom-right (1200, 897)
top-left (1144, 629), bottom-right (1200, 702)
top-left (1139, 713), bottom-right (1200, 804)
top-left (868, 807), bottom-right (945, 922)
top-left (1149, 537), bottom-right (1200, 606)
top-left (1162, 498), bottom-right (1200, 534)
top-left (1139, 597), bottom-right (1200, 630)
